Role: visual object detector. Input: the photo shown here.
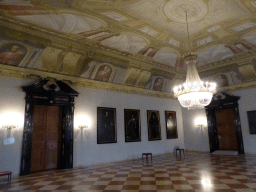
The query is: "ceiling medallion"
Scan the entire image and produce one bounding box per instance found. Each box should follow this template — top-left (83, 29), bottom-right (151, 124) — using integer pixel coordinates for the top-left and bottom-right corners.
top-left (163, 0), bottom-right (208, 23)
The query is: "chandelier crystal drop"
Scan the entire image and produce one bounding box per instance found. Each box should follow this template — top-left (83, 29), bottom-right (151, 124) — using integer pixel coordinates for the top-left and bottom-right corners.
top-left (173, 11), bottom-right (216, 110)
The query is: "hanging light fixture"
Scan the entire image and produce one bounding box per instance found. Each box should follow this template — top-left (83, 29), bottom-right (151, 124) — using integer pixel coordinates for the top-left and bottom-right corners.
top-left (173, 11), bottom-right (217, 110)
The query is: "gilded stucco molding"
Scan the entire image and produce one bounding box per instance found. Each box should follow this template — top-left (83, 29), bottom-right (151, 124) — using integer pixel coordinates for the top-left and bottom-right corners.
top-left (0, 64), bottom-right (175, 99)
top-left (0, 16), bottom-right (182, 76)
top-left (198, 50), bottom-right (256, 77)
top-left (219, 81), bottom-right (256, 93)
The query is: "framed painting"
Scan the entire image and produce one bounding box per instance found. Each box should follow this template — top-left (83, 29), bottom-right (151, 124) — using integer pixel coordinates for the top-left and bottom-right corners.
top-left (147, 110), bottom-right (161, 141)
top-left (124, 109), bottom-right (141, 142)
top-left (165, 111), bottom-right (178, 139)
top-left (247, 110), bottom-right (256, 134)
top-left (97, 107), bottom-right (117, 144)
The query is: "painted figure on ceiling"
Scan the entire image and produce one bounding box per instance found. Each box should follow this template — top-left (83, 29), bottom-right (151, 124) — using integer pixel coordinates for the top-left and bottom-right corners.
top-left (153, 77), bottom-right (164, 91)
top-left (213, 74), bottom-right (229, 88)
top-left (95, 65), bottom-right (112, 82)
top-left (0, 44), bottom-right (26, 66)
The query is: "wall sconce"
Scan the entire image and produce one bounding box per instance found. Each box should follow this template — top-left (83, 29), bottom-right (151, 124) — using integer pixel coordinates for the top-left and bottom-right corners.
top-left (79, 125), bottom-right (88, 129)
top-left (195, 117), bottom-right (207, 129)
top-left (2, 125), bottom-right (17, 129)
top-left (74, 114), bottom-right (91, 130)
top-left (0, 112), bottom-right (24, 145)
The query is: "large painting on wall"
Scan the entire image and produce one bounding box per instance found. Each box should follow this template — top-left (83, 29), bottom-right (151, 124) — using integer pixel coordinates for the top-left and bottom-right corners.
top-left (124, 109), bottom-right (141, 142)
top-left (165, 111), bottom-right (178, 139)
top-left (97, 107), bottom-right (117, 144)
top-left (147, 110), bottom-right (161, 141)
top-left (0, 43), bottom-right (27, 66)
top-left (247, 110), bottom-right (256, 134)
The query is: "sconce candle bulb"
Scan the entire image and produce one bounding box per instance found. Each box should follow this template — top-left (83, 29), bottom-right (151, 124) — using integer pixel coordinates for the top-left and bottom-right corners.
top-left (2, 125), bottom-right (17, 129)
top-left (195, 117), bottom-right (207, 128)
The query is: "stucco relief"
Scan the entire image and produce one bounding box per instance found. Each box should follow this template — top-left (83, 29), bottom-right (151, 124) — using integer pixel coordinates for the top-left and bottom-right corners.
top-left (163, 0), bottom-right (208, 23)
top-left (197, 45), bottom-right (234, 66)
top-left (101, 34), bottom-right (148, 54)
top-left (153, 48), bottom-right (178, 67)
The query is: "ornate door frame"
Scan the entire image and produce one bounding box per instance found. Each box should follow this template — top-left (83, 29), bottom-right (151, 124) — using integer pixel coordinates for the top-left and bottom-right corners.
top-left (205, 92), bottom-right (244, 154)
top-left (20, 79), bottom-right (79, 176)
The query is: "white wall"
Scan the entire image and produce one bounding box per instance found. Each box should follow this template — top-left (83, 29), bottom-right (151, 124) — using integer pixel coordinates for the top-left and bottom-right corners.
top-left (182, 108), bottom-right (210, 152)
top-left (0, 76), bottom-right (185, 176)
top-left (73, 86), bottom-right (184, 167)
top-left (234, 88), bottom-right (256, 154)
top-left (0, 76), bottom-right (30, 176)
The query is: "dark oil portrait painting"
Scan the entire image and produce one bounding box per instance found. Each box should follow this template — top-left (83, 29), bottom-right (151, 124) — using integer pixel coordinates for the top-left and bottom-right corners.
top-left (165, 111), bottom-right (178, 139)
top-left (147, 110), bottom-right (161, 141)
top-left (124, 109), bottom-right (141, 142)
top-left (97, 107), bottom-right (117, 144)
top-left (247, 110), bottom-right (256, 134)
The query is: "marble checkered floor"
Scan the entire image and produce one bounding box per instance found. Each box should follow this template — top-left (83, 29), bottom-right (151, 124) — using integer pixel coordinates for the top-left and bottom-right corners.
top-left (1, 152), bottom-right (256, 192)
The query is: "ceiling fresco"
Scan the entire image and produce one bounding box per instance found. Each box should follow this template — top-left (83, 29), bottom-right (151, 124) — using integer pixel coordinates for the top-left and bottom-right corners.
top-left (0, 0), bottom-right (255, 98)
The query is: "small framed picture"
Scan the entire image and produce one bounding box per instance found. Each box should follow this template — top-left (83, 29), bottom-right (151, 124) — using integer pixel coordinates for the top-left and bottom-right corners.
top-left (165, 111), bottom-right (178, 139)
top-left (97, 107), bottom-right (117, 144)
top-left (147, 110), bottom-right (161, 141)
top-left (124, 109), bottom-right (141, 142)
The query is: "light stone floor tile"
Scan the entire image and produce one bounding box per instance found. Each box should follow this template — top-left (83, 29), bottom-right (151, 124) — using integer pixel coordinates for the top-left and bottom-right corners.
top-left (34, 181), bottom-right (53, 185)
top-left (71, 185), bottom-right (91, 190)
top-left (111, 177), bottom-right (127, 181)
top-left (63, 181), bottom-right (81, 185)
top-left (155, 180), bottom-right (173, 185)
top-left (173, 184), bottom-right (194, 190)
top-left (169, 176), bottom-right (186, 180)
top-left (124, 181), bottom-right (140, 185)
top-left (140, 177), bottom-right (155, 181)
top-left (220, 179), bottom-right (242, 184)
top-left (139, 185), bottom-right (157, 190)
top-left (93, 181), bottom-right (110, 185)
top-left (38, 185), bottom-right (60, 190)
top-left (104, 185), bottom-right (123, 190)
top-left (245, 183), bottom-right (256, 188)
top-left (211, 184), bottom-right (232, 189)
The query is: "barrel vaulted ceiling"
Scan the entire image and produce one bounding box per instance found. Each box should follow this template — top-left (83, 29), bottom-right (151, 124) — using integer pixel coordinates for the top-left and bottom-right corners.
top-left (0, 0), bottom-right (256, 98)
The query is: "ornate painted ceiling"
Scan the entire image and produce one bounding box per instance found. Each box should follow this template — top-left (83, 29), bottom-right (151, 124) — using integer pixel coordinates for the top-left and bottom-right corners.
top-left (0, 0), bottom-right (255, 98)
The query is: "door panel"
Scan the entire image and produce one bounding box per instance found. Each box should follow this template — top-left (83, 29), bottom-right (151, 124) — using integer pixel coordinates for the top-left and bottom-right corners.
top-left (31, 105), bottom-right (46, 172)
top-left (45, 106), bottom-right (61, 170)
top-left (215, 109), bottom-right (238, 151)
top-left (31, 105), bottom-right (61, 172)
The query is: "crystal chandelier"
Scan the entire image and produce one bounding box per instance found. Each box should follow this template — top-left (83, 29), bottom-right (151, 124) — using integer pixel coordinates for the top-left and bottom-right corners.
top-left (173, 12), bottom-right (217, 110)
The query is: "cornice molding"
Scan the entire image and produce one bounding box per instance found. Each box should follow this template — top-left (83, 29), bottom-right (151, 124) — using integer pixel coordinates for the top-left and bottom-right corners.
top-left (198, 50), bottom-right (256, 77)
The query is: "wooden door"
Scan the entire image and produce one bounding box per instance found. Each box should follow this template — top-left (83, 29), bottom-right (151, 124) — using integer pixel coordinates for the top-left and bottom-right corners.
top-left (215, 109), bottom-right (238, 151)
top-left (31, 105), bottom-right (61, 172)
top-left (30, 105), bottom-right (46, 172)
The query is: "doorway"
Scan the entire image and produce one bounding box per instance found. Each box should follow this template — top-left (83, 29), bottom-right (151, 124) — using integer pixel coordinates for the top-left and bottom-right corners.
top-left (20, 79), bottom-right (78, 176)
top-left (205, 92), bottom-right (244, 154)
top-left (215, 108), bottom-right (238, 151)
top-left (30, 105), bottom-right (62, 172)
